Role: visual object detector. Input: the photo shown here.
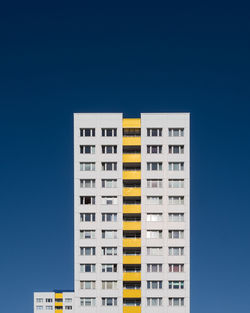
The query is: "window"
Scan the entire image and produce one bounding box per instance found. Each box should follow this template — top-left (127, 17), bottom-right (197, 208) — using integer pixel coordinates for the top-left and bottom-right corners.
top-left (80, 264), bottom-right (95, 273)
top-left (80, 213), bottom-right (95, 222)
top-left (147, 145), bottom-right (162, 154)
top-left (147, 196), bottom-right (162, 205)
top-left (102, 264), bottom-right (117, 272)
top-left (169, 213), bottom-right (184, 222)
top-left (147, 247), bottom-right (162, 256)
top-left (147, 281), bottom-right (162, 289)
top-left (124, 299), bottom-right (141, 306)
top-left (169, 230), bottom-right (184, 239)
top-left (45, 306), bottom-right (53, 310)
top-left (102, 230), bottom-right (117, 239)
top-left (169, 264), bottom-right (184, 272)
top-left (102, 213), bottom-right (117, 222)
top-left (45, 298), bottom-right (53, 303)
top-left (102, 247), bottom-right (117, 256)
top-left (147, 162), bottom-right (162, 171)
top-left (169, 298), bottom-right (184, 306)
top-left (80, 128), bottom-right (95, 137)
top-left (169, 145), bottom-right (184, 154)
top-left (147, 128), bottom-right (162, 136)
top-left (80, 281), bottom-right (96, 290)
top-left (80, 145), bottom-right (95, 154)
top-left (80, 247), bottom-right (96, 256)
top-left (65, 306), bottom-right (72, 310)
top-left (80, 230), bottom-right (95, 239)
top-left (80, 162), bottom-right (95, 171)
top-left (169, 281), bottom-right (184, 289)
top-left (102, 281), bottom-right (117, 290)
top-left (102, 298), bottom-right (117, 306)
top-left (147, 264), bottom-right (162, 272)
top-left (64, 298), bottom-right (72, 303)
top-left (80, 298), bottom-right (96, 306)
top-left (146, 230), bottom-right (162, 239)
top-left (146, 213), bottom-right (163, 222)
top-left (102, 128), bottom-right (117, 137)
top-left (102, 162), bottom-right (117, 171)
top-left (80, 179), bottom-right (95, 188)
top-left (36, 298), bottom-right (43, 303)
top-left (147, 298), bottom-right (162, 306)
top-left (36, 306), bottom-right (43, 310)
top-left (168, 162), bottom-right (184, 171)
top-left (168, 128), bottom-right (184, 137)
top-left (168, 179), bottom-right (184, 188)
top-left (101, 196), bottom-right (118, 205)
top-left (169, 247), bottom-right (184, 256)
top-left (80, 196), bottom-right (95, 205)
top-left (147, 179), bottom-right (162, 188)
top-left (102, 145), bottom-right (117, 154)
top-left (169, 196), bottom-right (184, 205)
top-left (102, 179), bottom-right (117, 188)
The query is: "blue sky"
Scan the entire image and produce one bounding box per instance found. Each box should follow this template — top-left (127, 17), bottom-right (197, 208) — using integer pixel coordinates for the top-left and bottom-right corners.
top-left (0, 1), bottom-right (250, 312)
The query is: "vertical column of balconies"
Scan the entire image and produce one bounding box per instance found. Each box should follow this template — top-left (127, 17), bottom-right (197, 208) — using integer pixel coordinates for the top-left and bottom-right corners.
top-left (122, 118), bottom-right (142, 313)
top-left (55, 292), bottom-right (63, 313)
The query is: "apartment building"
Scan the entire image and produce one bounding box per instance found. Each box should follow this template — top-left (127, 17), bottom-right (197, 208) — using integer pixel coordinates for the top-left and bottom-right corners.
top-left (34, 113), bottom-right (190, 313)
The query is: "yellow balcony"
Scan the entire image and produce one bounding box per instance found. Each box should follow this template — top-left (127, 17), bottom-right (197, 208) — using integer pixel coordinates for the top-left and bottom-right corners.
top-left (55, 310), bottom-right (63, 313)
top-left (123, 187), bottom-right (141, 197)
top-left (123, 154), bottom-right (141, 163)
top-left (123, 272), bottom-right (141, 281)
top-left (123, 222), bottom-right (141, 231)
top-left (123, 255), bottom-right (141, 264)
top-left (123, 307), bottom-right (141, 313)
top-left (55, 293), bottom-right (63, 299)
top-left (123, 204), bottom-right (141, 214)
top-left (123, 289), bottom-right (141, 298)
top-left (123, 238), bottom-right (141, 248)
top-left (123, 137), bottom-right (141, 146)
top-left (123, 118), bottom-right (141, 128)
top-left (123, 171), bottom-right (141, 180)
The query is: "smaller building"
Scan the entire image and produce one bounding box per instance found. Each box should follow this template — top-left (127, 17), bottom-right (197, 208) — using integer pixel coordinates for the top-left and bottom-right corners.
top-left (34, 291), bottom-right (74, 313)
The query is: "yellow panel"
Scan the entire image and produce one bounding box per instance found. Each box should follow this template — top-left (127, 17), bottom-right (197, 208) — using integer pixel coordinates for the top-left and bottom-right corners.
top-left (123, 238), bottom-right (141, 247)
top-left (55, 293), bottom-right (63, 299)
top-left (123, 306), bottom-right (141, 313)
top-left (123, 289), bottom-right (141, 298)
top-left (123, 187), bottom-right (141, 197)
top-left (123, 171), bottom-right (141, 180)
top-left (123, 205), bottom-right (141, 214)
top-left (123, 154), bottom-right (141, 163)
top-left (123, 272), bottom-right (141, 281)
top-left (55, 310), bottom-right (63, 313)
top-left (123, 137), bottom-right (141, 146)
top-left (123, 255), bottom-right (141, 264)
top-left (123, 222), bottom-right (141, 231)
top-left (123, 118), bottom-right (141, 128)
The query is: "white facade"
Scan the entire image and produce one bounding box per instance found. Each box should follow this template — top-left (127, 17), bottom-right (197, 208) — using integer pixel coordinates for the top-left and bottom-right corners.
top-left (34, 113), bottom-right (190, 313)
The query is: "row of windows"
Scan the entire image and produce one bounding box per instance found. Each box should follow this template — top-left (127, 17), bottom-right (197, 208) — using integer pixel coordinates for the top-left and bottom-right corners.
top-left (79, 145), bottom-right (185, 154)
top-left (79, 195), bottom-right (185, 205)
top-left (79, 280), bottom-right (184, 290)
top-left (80, 263), bottom-right (185, 273)
top-left (36, 298), bottom-right (71, 303)
top-left (79, 178), bottom-right (185, 188)
top-left (80, 230), bottom-right (185, 240)
top-left (78, 297), bottom-right (184, 306)
top-left (36, 306), bottom-right (72, 310)
top-left (80, 128), bottom-right (184, 137)
top-left (79, 245), bottom-right (184, 256)
top-left (80, 161), bottom-right (185, 171)
top-left (80, 213), bottom-right (185, 222)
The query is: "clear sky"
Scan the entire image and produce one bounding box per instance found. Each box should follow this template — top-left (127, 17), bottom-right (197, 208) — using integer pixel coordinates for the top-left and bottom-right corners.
top-left (0, 1), bottom-right (249, 312)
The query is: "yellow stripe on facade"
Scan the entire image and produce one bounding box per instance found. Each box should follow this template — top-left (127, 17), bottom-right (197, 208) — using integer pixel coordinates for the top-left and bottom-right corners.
top-left (123, 204), bottom-right (141, 214)
top-left (123, 289), bottom-right (141, 298)
top-left (123, 118), bottom-right (141, 128)
top-left (123, 306), bottom-right (141, 313)
top-left (123, 154), bottom-right (141, 163)
top-left (123, 238), bottom-right (141, 247)
top-left (123, 137), bottom-right (141, 146)
top-left (123, 171), bottom-right (141, 180)
top-left (123, 187), bottom-right (141, 197)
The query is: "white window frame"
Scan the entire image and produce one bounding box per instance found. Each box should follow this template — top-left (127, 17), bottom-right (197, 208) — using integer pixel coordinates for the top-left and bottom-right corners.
top-left (80, 128), bottom-right (95, 137)
top-left (102, 247), bottom-right (117, 256)
top-left (80, 213), bottom-right (95, 222)
top-left (101, 162), bottom-right (117, 171)
top-left (147, 162), bottom-right (162, 171)
top-left (101, 145), bottom-right (117, 154)
top-left (147, 281), bottom-right (163, 289)
top-left (168, 281), bottom-right (184, 289)
top-left (168, 213), bottom-right (184, 222)
top-left (147, 298), bottom-right (162, 306)
top-left (147, 128), bottom-right (162, 136)
top-left (168, 247), bottom-right (184, 256)
top-left (146, 213), bottom-right (163, 222)
top-left (147, 264), bottom-right (162, 272)
top-left (101, 297), bottom-right (117, 306)
top-left (146, 230), bottom-right (162, 239)
top-left (102, 213), bottom-right (117, 222)
top-left (80, 264), bottom-right (96, 273)
top-left (80, 179), bottom-right (95, 188)
top-left (80, 196), bottom-right (95, 205)
top-left (169, 298), bottom-right (184, 306)
top-left (102, 179), bottom-right (117, 188)
top-left (168, 162), bottom-right (184, 171)
top-left (147, 247), bottom-right (163, 256)
top-left (101, 281), bottom-right (117, 290)
top-left (169, 264), bottom-right (184, 272)
top-left (147, 196), bottom-right (162, 205)
top-left (102, 230), bottom-right (117, 239)
top-left (168, 196), bottom-right (184, 205)
top-left (147, 179), bottom-right (162, 188)
top-left (101, 264), bottom-right (117, 272)
top-left (80, 298), bottom-right (96, 306)
top-left (80, 281), bottom-right (96, 290)
top-left (80, 145), bottom-right (95, 154)
top-left (102, 128), bottom-right (117, 137)
top-left (168, 179), bottom-right (184, 188)
top-left (168, 230), bottom-right (184, 239)
top-left (147, 145), bottom-right (162, 154)
top-left (80, 162), bottom-right (95, 171)
top-left (80, 230), bottom-right (96, 239)
top-left (168, 128), bottom-right (184, 137)
top-left (169, 145), bottom-right (184, 154)
top-left (80, 247), bottom-right (96, 256)
top-left (101, 196), bottom-right (118, 205)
